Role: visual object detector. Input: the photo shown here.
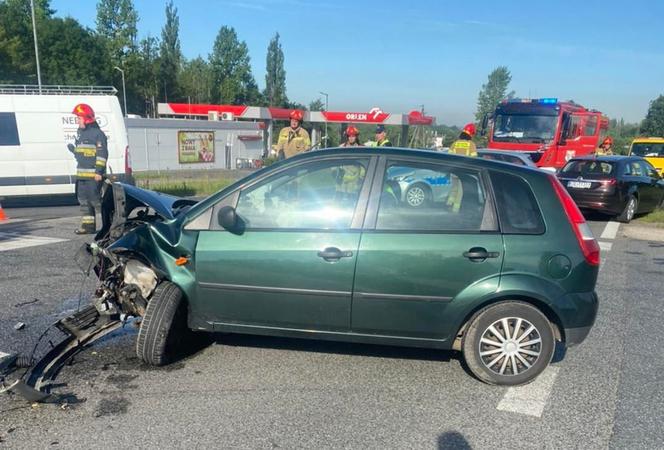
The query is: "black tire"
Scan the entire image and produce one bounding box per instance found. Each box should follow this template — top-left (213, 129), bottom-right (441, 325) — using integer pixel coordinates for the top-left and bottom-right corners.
top-left (617, 195), bottom-right (637, 223)
top-left (461, 301), bottom-right (555, 386)
top-left (405, 183), bottom-right (431, 208)
top-left (136, 281), bottom-right (191, 366)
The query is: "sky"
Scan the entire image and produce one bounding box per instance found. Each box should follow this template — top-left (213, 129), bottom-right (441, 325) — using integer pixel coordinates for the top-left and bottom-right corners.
top-left (51, 0), bottom-right (664, 126)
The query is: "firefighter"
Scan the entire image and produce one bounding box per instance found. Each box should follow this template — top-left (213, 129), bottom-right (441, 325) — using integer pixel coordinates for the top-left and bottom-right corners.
top-left (341, 125), bottom-right (361, 147)
top-left (449, 123), bottom-right (478, 157)
top-left (275, 110), bottom-right (311, 159)
top-left (374, 125), bottom-right (392, 147)
top-left (67, 103), bottom-right (108, 235)
top-left (596, 136), bottom-right (614, 156)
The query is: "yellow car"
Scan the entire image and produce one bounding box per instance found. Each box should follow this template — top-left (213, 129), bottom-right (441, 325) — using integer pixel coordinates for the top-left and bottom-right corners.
top-left (629, 137), bottom-right (664, 174)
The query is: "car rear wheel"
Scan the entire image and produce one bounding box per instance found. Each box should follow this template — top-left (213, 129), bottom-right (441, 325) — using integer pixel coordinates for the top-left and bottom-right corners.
top-left (617, 195), bottom-right (637, 223)
top-left (405, 183), bottom-right (431, 208)
top-left (461, 301), bottom-right (555, 386)
top-left (136, 281), bottom-right (192, 366)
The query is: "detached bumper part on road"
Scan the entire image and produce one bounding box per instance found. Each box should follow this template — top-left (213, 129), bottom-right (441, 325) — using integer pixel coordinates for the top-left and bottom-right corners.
top-left (561, 291), bottom-right (599, 347)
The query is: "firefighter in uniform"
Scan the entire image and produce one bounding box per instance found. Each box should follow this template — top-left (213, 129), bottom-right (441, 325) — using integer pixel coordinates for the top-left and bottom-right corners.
top-left (449, 123), bottom-right (478, 156)
top-left (67, 103), bottom-right (108, 234)
top-left (596, 136), bottom-right (614, 156)
top-left (336, 126), bottom-right (365, 201)
top-left (447, 123), bottom-right (478, 212)
top-left (275, 110), bottom-right (311, 159)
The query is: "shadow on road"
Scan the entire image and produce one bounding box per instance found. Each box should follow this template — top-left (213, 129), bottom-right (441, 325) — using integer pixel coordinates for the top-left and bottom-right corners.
top-left (438, 431), bottom-right (472, 449)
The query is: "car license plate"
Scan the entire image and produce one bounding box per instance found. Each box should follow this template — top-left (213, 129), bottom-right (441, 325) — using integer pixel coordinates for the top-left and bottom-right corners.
top-left (568, 181), bottom-right (591, 189)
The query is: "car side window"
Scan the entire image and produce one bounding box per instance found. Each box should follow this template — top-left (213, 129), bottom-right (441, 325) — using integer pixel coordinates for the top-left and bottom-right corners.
top-left (490, 171), bottom-right (545, 234)
top-left (0, 112), bottom-right (20, 146)
top-left (639, 161), bottom-right (658, 178)
top-left (235, 159), bottom-right (369, 230)
top-left (375, 161), bottom-right (492, 232)
top-left (626, 161), bottom-right (644, 177)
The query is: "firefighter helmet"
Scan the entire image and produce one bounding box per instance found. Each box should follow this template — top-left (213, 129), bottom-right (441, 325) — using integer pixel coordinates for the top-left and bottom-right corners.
top-left (346, 125), bottom-right (359, 137)
top-left (601, 136), bottom-right (613, 146)
top-left (462, 123), bottom-right (477, 137)
top-left (72, 103), bottom-right (96, 125)
top-left (290, 109), bottom-right (304, 122)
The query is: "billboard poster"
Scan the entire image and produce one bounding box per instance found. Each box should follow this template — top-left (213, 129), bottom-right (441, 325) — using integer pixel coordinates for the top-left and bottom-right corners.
top-left (178, 131), bottom-right (215, 163)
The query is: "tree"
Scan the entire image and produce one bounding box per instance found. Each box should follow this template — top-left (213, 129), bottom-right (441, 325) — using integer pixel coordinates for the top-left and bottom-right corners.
top-left (209, 26), bottom-right (260, 104)
top-left (179, 56), bottom-right (214, 104)
top-left (264, 32), bottom-right (287, 107)
top-left (475, 66), bottom-right (514, 123)
top-left (159, 1), bottom-right (181, 102)
top-left (135, 35), bottom-right (160, 116)
top-left (308, 98), bottom-right (325, 111)
top-left (641, 95), bottom-right (664, 136)
top-left (95, 0), bottom-right (138, 66)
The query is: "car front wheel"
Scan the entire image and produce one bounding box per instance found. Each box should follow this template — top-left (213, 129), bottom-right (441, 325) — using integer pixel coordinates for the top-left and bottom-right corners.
top-left (136, 281), bottom-right (192, 366)
top-left (617, 195), bottom-right (637, 223)
top-left (462, 301), bottom-right (555, 386)
top-left (405, 183), bottom-right (431, 208)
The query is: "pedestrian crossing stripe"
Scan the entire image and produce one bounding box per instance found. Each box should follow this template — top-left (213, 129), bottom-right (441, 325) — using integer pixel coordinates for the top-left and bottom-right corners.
top-left (0, 232), bottom-right (69, 252)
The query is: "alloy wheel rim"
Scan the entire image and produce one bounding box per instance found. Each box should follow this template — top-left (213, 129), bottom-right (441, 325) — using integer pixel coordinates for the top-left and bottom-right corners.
top-left (478, 317), bottom-right (542, 376)
top-left (407, 187), bottom-right (425, 206)
top-left (627, 199), bottom-right (636, 220)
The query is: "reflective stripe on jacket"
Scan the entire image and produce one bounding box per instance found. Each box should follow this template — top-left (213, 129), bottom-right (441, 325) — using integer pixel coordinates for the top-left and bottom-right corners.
top-left (69, 124), bottom-right (108, 180)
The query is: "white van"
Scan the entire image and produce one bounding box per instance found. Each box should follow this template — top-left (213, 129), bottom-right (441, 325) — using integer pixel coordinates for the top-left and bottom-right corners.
top-left (0, 85), bottom-right (132, 199)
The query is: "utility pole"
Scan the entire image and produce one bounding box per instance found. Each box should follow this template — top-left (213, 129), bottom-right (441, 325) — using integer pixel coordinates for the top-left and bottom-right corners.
top-left (114, 66), bottom-right (127, 117)
top-left (30, 0), bottom-right (42, 93)
top-left (319, 91), bottom-right (329, 147)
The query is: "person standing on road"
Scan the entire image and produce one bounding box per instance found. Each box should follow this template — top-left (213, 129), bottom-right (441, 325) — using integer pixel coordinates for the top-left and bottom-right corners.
top-left (373, 125), bottom-right (392, 147)
top-left (274, 110), bottom-right (311, 159)
top-left (341, 125), bottom-right (362, 147)
top-left (449, 123), bottom-right (478, 157)
top-left (67, 103), bottom-right (107, 235)
top-left (596, 137), bottom-right (614, 156)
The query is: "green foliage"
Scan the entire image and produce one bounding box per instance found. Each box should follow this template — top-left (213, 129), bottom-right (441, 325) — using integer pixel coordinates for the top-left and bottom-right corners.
top-left (264, 32), bottom-right (287, 107)
top-left (159, 1), bottom-right (181, 102)
top-left (209, 26), bottom-right (261, 105)
top-left (179, 57), bottom-right (214, 104)
top-left (641, 95), bottom-right (664, 137)
top-left (95, 0), bottom-right (138, 66)
top-left (308, 98), bottom-right (325, 111)
top-left (475, 66), bottom-right (514, 123)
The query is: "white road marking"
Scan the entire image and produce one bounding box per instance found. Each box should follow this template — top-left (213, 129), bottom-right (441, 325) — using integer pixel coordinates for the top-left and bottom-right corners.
top-left (496, 366), bottom-right (560, 417)
top-left (0, 232), bottom-right (68, 252)
top-left (599, 241), bottom-right (613, 251)
top-left (600, 221), bottom-right (620, 240)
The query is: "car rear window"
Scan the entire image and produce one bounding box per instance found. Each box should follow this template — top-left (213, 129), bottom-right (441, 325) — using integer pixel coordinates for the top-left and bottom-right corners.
top-left (0, 112), bottom-right (20, 146)
top-left (490, 171), bottom-right (545, 234)
top-left (561, 160), bottom-right (614, 176)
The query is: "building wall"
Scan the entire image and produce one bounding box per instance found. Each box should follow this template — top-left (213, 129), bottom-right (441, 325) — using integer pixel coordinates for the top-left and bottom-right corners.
top-left (125, 118), bottom-right (265, 172)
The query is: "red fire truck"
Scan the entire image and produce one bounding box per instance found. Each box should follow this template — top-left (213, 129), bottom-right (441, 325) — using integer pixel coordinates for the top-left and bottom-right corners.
top-left (485, 98), bottom-right (609, 170)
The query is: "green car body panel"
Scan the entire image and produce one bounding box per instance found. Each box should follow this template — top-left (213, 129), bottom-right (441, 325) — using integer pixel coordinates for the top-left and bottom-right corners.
top-left (107, 147), bottom-right (599, 350)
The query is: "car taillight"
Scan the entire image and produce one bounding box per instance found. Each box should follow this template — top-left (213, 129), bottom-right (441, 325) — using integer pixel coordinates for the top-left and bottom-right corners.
top-left (601, 178), bottom-right (617, 185)
top-left (549, 175), bottom-right (600, 266)
top-left (124, 145), bottom-right (132, 176)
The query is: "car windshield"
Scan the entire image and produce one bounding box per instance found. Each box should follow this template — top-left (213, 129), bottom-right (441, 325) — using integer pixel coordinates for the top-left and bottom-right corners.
top-left (561, 160), bottom-right (615, 177)
top-left (631, 142), bottom-right (664, 157)
top-left (493, 114), bottom-right (557, 143)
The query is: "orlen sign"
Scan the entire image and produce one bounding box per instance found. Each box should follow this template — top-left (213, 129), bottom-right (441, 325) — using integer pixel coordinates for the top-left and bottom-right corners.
top-left (322, 107), bottom-right (390, 123)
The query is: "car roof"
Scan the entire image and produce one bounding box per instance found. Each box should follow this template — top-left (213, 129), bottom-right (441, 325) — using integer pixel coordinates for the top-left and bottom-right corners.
top-left (568, 155), bottom-right (638, 163)
top-left (300, 146), bottom-right (545, 175)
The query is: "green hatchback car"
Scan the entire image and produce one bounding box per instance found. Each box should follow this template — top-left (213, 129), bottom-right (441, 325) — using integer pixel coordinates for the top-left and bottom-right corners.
top-left (92, 147), bottom-right (599, 386)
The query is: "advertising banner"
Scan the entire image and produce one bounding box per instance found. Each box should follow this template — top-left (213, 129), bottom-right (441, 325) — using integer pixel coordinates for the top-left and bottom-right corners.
top-left (178, 131), bottom-right (215, 163)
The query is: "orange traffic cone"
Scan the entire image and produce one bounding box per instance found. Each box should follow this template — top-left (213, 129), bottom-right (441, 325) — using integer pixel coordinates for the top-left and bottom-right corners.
top-left (0, 202), bottom-right (7, 222)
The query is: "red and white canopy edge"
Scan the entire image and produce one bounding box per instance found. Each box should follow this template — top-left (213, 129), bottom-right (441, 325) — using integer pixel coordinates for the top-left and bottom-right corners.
top-left (157, 103), bottom-right (436, 126)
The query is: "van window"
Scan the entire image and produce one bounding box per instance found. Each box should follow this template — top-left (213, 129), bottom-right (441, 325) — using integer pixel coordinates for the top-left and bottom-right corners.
top-left (0, 113), bottom-right (20, 146)
top-left (490, 171), bottom-right (545, 234)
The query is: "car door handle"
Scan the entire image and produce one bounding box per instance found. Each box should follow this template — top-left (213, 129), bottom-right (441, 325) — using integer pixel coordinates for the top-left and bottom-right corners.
top-left (463, 247), bottom-right (500, 261)
top-left (317, 247), bottom-right (353, 262)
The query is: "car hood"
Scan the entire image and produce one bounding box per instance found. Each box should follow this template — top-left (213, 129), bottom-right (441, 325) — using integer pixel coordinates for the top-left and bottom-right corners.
top-left (97, 182), bottom-right (198, 241)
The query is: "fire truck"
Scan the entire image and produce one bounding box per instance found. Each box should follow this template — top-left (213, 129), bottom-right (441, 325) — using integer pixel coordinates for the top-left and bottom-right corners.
top-left (485, 98), bottom-right (609, 170)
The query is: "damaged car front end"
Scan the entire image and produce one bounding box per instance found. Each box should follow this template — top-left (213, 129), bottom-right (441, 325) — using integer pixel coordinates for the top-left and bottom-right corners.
top-left (1, 182), bottom-right (200, 402)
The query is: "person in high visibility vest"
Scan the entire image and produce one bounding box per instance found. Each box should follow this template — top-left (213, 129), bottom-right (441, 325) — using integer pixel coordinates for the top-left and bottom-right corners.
top-left (374, 125), bottom-right (392, 147)
top-left (67, 103), bottom-right (108, 235)
top-left (449, 123), bottom-right (478, 157)
top-left (340, 125), bottom-right (361, 147)
top-left (274, 110), bottom-right (311, 159)
top-left (336, 126), bottom-right (366, 201)
top-left (596, 136), bottom-right (614, 156)
top-left (447, 123), bottom-right (478, 212)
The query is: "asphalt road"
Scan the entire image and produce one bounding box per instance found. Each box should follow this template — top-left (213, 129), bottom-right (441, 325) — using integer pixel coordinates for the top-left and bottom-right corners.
top-left (1, 205), bottom-right (663, 449)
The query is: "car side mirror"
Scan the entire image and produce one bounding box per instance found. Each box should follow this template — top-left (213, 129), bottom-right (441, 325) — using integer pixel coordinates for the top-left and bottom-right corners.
top-left (217, 206), bottom-right (245, 234)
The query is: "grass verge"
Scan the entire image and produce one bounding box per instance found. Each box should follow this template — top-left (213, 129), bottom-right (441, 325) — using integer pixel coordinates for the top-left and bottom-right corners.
top-left (134, 171), bottom-right (240, 197)
top-left (636, 208), bottom-right (664, 228)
